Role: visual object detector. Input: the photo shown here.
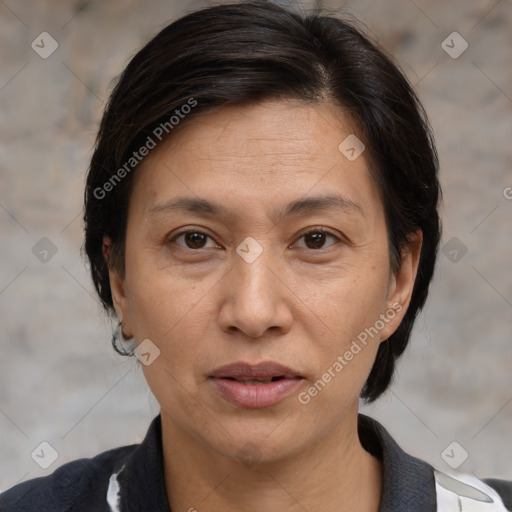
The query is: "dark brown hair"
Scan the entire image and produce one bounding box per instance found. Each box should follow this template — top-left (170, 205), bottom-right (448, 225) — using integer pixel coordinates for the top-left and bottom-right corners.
top-left (83, 0), bottom-right (441, 402)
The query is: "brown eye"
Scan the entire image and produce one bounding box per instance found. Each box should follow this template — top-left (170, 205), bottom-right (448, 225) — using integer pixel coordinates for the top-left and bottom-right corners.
top-left (183, 232), bottom-right (207, 249)
top-left (295, 229), bottom-right (339, 250)
top-left (171, 230), bottom-right (216, 250)
top-left (304, 232), bottom-right (327, 249)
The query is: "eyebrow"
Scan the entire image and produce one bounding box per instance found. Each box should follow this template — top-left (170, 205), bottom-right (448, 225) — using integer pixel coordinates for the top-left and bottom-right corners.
top-left (149, 194), bottom-right (364, 221)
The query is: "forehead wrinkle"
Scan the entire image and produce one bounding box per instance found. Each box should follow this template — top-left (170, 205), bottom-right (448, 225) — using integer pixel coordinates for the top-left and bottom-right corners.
top-left (148, 194), bottom-right (365, 227)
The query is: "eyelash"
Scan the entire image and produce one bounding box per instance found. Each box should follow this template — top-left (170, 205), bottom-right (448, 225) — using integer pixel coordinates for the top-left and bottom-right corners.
top-left (168, 227), bottom-right (341, 251)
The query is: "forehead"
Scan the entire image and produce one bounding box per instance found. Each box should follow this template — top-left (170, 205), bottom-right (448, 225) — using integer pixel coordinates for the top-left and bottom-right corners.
top-left (130, 99), bottom-right (382, 222)
top-left (159, 99), bottom-right (357, 162)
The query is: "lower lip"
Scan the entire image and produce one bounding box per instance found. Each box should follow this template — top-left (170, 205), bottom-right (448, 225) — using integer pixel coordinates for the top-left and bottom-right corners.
top-left (210, 377), bottom-right (304, 408)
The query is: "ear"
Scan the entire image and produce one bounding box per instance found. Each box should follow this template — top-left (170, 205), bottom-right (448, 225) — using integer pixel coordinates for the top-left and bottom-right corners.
top-left (379, 230), bottom-right (423, 341)
top-left (103, 236), bottom-right (134, 339)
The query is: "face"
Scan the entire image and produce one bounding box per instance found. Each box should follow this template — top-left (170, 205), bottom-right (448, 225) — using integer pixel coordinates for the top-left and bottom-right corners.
top-left (107, 99), bottom-right (420, 464)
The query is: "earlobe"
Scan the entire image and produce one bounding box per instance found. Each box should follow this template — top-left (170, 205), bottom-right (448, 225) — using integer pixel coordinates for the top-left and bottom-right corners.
top-left (103, 236), bottom-right (133, 337)
top-left (381, 230), bottom-right (423, 341)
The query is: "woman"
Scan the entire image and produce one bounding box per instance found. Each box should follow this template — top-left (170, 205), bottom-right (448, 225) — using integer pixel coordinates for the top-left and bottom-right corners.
top-left (1, 1), bottom-right (510, 511)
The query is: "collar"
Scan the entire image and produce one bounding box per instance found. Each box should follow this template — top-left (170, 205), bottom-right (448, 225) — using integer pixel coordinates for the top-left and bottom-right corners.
top-left (116, 415), bottom-right (170, 512)
top-left (113, 413), bottom-right (437, 511)
top-left (358, 413), bottom-right (437, 511)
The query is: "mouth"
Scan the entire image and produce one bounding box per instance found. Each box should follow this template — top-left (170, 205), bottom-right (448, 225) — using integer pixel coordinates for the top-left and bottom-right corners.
top-left (221, 376), bottom-right (288, 384)
top-left (209, 361), bottom-right (305, 408)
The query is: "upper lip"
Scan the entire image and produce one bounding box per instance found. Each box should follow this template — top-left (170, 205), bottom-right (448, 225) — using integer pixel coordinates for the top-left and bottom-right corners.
top-left (209, 361), bottom-right (303, 380)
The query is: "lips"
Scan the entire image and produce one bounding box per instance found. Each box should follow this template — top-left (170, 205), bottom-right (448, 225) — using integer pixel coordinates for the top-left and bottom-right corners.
top-left (209, 361), bottom-right (304, 408)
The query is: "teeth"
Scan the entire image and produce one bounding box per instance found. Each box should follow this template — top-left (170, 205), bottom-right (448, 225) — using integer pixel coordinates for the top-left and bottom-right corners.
top-left (239, 378), bottom-right (273, 385)
top-left (220, 376), bottom-right (287, 384)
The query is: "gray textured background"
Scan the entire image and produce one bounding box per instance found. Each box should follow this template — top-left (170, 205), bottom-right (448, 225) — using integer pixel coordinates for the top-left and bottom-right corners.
top-left (0, 0), bottom-right (511, 491)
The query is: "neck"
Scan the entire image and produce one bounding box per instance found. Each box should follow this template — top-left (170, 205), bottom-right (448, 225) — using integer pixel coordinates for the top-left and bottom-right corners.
top-left (161, 404), bottom-right (382, 512)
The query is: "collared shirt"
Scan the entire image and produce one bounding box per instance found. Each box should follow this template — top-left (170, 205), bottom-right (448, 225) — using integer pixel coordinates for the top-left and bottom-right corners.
top-left (1, 414), bottom-right (510, 511)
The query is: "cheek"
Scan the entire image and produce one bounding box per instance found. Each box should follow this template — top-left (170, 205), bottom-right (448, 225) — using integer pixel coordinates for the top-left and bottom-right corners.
top-left (124, 241), bottom-right (197, 333)
top-left (303, 263), bottom-right (390, 342)
top-left (128, 269), bottom-right (214, 414)
top-left (295, 279), bottom-right (387, 415)
top-left (295, 263), bottom-right (391, 404)
top-left (124, 254), bottom-right (230, 390)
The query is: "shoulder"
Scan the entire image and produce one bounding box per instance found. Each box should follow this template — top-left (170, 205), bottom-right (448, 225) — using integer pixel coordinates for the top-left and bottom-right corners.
top-left (434, 469), bottom-right (512, 511)
top-left (357, 413), bottom-right (512, 511)
top-left (0, 443), bottom-right (137, 512)
top-left (484, 479), bottom-right (512, 510)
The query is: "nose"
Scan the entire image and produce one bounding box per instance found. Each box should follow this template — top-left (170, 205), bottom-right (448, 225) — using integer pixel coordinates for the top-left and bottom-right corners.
top-left (217, 246), bottom-right (293, 339)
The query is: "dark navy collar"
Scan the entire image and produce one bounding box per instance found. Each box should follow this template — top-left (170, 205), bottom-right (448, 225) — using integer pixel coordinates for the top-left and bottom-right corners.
top-left (358, 413), bottom-right (437, 511)
top-left (117, 414), bottom-right (171, 512)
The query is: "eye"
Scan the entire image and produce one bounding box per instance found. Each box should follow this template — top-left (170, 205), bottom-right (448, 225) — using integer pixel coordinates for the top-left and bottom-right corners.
top-left (170, 230), bottom-right (219, 250)
top-left (294, 228), bottom-right (340, 250)
top-left (168, 227), bottom-right (340, 251)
